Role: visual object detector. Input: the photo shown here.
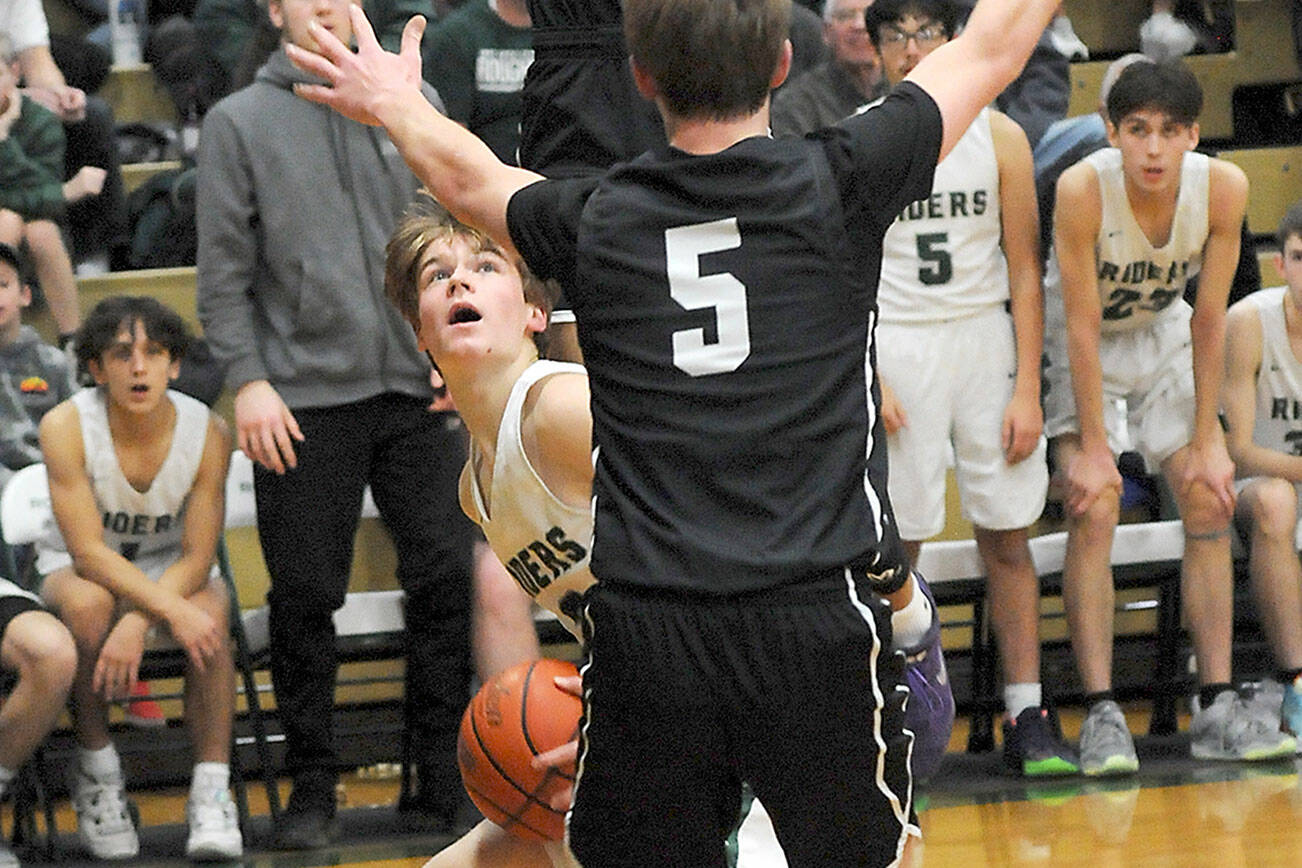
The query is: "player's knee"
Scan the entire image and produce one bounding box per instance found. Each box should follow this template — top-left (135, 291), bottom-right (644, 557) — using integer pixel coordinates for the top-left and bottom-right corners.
top-left (1180, 487), bottom-right (1231, 538)
top-left (1069, 490), bottom-right (1121, 542)
top-left (1244, 478), bottom-right (1298, 541)
top-left (54, 586), bottom-right (117, 646)
top-left (21, 219), bottom-right (63, 252)
top-left (975, 528), bottom-right (1033, 572)
top-left (0, 208), bottom-right (22, 240)
top-left (7, 613), bottom-right (77, 691)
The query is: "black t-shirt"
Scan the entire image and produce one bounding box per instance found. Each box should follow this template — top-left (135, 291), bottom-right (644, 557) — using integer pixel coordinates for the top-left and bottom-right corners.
top-left (507, 82), bottom-right (943, 593)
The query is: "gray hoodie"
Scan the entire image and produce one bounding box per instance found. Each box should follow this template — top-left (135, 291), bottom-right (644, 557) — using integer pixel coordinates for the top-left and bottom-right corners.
top-left (197, 49), bottom-right (444, 409)
top-left (0, 325), bottom-right (76, 490)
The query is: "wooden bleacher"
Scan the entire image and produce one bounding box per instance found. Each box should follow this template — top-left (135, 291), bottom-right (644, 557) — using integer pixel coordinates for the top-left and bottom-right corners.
top-left (1221, 145), bottom-right (1302, 237)
top-left (1065, 0), bottom-right (1301, 142)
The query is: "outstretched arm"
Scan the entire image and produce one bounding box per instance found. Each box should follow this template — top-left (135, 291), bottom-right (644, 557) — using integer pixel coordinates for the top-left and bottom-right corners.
top-left (287, 7), bottom-right (542, 252)
top-left (905, 0), bottom-right (1060, 161)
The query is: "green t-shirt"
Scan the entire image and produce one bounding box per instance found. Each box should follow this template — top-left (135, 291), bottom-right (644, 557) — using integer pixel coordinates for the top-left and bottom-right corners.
top-left (421, 0), bottom-right (532, 164)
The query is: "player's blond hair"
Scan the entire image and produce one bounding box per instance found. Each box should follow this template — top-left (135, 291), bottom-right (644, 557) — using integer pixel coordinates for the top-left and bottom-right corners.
top-left (385, 197), bottom-right (555, 356)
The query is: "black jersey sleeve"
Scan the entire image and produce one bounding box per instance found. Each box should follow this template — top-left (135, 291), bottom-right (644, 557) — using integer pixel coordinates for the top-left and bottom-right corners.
top-left (816, 81), bottom-right (943, 230)
top-left (506, 175), bottom-right (602, 293)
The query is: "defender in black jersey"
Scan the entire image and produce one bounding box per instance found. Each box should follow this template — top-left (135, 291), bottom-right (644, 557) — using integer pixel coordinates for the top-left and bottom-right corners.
top-left (290, 0), bottom-right (1062, 863)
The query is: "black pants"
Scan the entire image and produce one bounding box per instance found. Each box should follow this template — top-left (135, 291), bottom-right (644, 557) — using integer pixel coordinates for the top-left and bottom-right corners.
top-left (63, 96), bottom-right (127, 263)
top-left (569, 574), bottom-right (917, 868)
top-left (254, 394), bottom-right (474, 800)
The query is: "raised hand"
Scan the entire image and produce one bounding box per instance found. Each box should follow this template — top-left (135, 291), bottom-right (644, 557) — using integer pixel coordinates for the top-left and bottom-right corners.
top-left (286, 5), bottom-right (426, 127)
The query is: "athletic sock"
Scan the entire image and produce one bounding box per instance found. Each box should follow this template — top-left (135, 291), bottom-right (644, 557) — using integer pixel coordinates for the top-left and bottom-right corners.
top-left (0, 764), bottom-right (15, 801)
top-left (78, 743), bottom-right (122, 779)
top-left (891, 575), bottom-right (933, 649)
top-left (191, 762), bottom-right (230, 798)
top-left (1084, 690), bottom-right (1115, 709)
top-left (1004, 683), bottom-right (1043, 720)
top-left (1199, 683), bottom-right (1235, 709)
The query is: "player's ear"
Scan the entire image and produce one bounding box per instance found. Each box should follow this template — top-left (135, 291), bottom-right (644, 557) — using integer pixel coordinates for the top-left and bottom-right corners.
top-left (1104, 118), bottom-right (1120, 148)
top-left (168, 357), bottom-right (181, 381)
top-left (17, 283), bottom-right (30, 308)
top-left (1185, 121), bottom-right (1200, 150)
top-left (630, 57), bottom-right (658, 101)
top-left (525, 302), bottom-right (547, 337)
top-left (769, 39), bottom-right (793, 90)
top-left (87, 358), bottom-right (106, 385)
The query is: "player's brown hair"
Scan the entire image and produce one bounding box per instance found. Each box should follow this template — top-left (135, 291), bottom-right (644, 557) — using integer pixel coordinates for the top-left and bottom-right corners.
top-left (623, 0), bottom-right (791, 121)
top-left (385, 197), bottom-right (554, 356)
top-left (1277, 200), bottom-right (1302, 251)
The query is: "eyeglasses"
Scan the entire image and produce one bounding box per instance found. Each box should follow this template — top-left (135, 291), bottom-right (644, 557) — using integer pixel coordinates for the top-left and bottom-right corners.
top-left (877, 24), bottom-right (947, 48)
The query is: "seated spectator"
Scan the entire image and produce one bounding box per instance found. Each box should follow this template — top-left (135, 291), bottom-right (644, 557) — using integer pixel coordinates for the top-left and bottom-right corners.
top-left (0, 37), bottom-right (83, 345)
top-left (1221, 201), bottom-right (1302, 740)
top-left (3, 0), bottom-right (126, 279)
top-left (771, 0), bottom-right (887, 136)
top-left (37, 296), bottom-right (241, 861)
top-left (0, 242), bottom-right (76, 494)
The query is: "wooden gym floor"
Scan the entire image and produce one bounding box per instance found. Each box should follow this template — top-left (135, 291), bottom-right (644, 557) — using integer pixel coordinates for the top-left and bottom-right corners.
top-left (10, 704), bottom-right (1302, 866)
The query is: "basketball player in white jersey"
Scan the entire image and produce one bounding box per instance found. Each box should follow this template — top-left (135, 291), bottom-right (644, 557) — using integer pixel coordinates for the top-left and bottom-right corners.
top-left (37, 296), bottom-right (242, 861)
top-left (865, 0), bottom-right (1076, 778)
top-left (1221, 200), bottom-right (1302, 741)
top-left (384, 204), bottom-right (949, 867)
top-left (1047, 58), bottom-right (1295, 772)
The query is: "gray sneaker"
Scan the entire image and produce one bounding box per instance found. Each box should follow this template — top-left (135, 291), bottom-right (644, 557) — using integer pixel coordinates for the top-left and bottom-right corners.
top-left (1079, 700), bottom-right (1139, 776)
top-left (1190, 690), bottom-right (1298, 761)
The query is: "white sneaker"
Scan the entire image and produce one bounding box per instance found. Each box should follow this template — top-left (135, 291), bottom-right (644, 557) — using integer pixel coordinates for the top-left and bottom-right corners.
top-left (0, 838), bottom-right (17, 868)
top-left (71, 768), bottom-right (139, 860)
top-left (1049, 14), bottom-right (1089, 60)
top-left (186, 788), bottom-right (243, 861)
top-left (1140, 11), bottom-right (1199, 61)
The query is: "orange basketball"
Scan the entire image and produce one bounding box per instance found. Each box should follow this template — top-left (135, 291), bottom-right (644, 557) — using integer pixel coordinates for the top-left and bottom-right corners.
top-left (457, 657), bottom-right (582, 841)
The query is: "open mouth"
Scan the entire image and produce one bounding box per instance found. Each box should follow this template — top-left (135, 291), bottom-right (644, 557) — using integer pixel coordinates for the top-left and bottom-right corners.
top-left (130, 384), bottom-right (149, 394)
top-left (448, 303), bottom-right (482, 325)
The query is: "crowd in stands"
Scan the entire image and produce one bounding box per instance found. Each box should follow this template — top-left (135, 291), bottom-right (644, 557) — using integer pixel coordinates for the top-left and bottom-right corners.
top-left (3, 0), bottom-right (1302, 863)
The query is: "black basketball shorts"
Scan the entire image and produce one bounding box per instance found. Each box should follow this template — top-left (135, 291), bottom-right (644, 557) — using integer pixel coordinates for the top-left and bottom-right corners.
top-left (568, 572), bottom-right (918, 868)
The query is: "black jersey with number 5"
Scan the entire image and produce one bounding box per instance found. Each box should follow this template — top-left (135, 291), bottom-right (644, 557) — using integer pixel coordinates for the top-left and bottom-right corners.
top-left (506, 83), bottom-right (943, 594)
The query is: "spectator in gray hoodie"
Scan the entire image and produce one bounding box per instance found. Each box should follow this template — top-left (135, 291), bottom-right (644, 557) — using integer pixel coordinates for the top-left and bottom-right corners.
top-left (0, 242), bottom-right (75, 493)
top-left (196, 0), bottom-right (475, 849)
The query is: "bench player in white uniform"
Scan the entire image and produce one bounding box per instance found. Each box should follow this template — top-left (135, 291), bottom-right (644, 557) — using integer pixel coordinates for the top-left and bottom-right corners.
top-left (384, 205), bottom-right (953, 867)
top-left (865, 0), bottom-right (1074, 778)
top-left (1046, 58), bottom-right (1295, 773)
top-left (37, 296), bottom-right (241, 861)
top-left (1221, 200), bottom-right (1302, 740)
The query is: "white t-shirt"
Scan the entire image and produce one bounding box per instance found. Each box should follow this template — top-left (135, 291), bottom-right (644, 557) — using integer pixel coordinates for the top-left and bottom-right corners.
top-left (0, 0), bottom-right (51, 56)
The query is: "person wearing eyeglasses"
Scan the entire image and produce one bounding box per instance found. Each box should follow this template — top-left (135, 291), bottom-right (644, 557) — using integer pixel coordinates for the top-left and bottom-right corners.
top-left (865, 0), bottom-right (1076, 779)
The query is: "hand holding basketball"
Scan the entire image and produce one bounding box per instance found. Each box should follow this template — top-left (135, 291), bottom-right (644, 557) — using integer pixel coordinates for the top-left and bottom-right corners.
top-left (457, 658), bottom-right (583, 841)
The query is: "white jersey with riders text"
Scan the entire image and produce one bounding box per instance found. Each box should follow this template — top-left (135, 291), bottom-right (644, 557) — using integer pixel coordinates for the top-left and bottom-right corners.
top-left (37, 387), bottom-right (211, 579)
top-left (877, 107), bottom-right (1007, 322)
top-left (1086, 147), bottom-right (1208, 334)
top-left (1245, 286), bottom-right (1302, 460)
top-left (462, 360), bottom-right (594, 638)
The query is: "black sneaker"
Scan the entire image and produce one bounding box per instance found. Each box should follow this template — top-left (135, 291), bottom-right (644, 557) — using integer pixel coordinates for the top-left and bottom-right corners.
top-left (1002, 706), bottom-right (1080, 777)
top-left (272, 770), bottom-right (339, 850)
